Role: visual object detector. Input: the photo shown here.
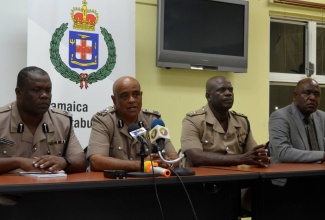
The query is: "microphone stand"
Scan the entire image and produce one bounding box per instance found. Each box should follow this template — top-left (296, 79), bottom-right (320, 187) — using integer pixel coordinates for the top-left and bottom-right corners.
top-left (137, 141), bottom-right (147, 172)
top-left (157, 150), bottom-right (195, 176)
top-left (127, 140), bottom-right (158, 177)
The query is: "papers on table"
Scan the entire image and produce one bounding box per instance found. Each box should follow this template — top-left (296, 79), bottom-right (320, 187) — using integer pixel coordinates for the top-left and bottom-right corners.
top-left (19, 170), bottom-right (67, 178)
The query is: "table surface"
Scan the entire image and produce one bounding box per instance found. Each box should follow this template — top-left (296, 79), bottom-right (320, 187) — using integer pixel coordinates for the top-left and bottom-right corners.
top-left (0, 167), bottom-right (259, 193)
top-left (202, 163), bottom-right (325, 178)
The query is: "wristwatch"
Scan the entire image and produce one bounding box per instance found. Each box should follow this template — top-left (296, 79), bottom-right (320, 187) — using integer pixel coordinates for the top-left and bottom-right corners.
top-left (63, 157), bottom-right (72, 170)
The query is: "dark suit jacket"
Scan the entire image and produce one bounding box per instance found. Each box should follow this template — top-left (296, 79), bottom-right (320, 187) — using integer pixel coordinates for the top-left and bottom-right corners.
top-left (269, 103), bottom-right (325, 163)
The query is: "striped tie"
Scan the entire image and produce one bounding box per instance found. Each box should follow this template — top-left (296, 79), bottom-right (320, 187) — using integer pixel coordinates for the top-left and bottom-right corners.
top-left (306, 116), bottom-right (319, 151)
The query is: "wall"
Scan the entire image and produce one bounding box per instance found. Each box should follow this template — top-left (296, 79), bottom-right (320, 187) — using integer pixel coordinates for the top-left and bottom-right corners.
top-left (0, 0), bottom-right (28, 105)
top-left (136, 0), bottom-right (270, 150)
top-left (8, 0), bottom-right (320, 151)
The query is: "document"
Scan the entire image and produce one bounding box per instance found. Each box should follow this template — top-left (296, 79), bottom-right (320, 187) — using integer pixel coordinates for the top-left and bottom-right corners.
top-left (19, 171), bottom-right (67, 178)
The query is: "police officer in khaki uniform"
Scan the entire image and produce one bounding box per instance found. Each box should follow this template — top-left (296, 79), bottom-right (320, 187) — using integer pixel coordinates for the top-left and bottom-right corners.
top-left (182, 105), bottom-right (258, 166)
top-left (181, 76), bottom-right (269, 167)
top-left (181, 76), bottom-right (269, 216)
top-left (0, 66), bottom-right (86, 174)
top-left (87, 76), bottom-right (179, 171)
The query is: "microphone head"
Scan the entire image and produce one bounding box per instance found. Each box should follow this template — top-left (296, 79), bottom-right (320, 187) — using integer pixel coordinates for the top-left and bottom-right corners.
top-left (128, 124), bottom-right (140, 133)
top-left (128, 124), bottom-right (147, 138)
top-left (128, 124), bottom-right (148, 146)
top-left (149, 120), bottom-right (170, 145)
top-left (150, 118), bottom-right (165, 129)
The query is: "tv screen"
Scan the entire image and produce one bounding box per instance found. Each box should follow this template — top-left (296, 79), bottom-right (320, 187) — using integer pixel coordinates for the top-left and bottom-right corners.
top-left (157, 0), bottom-right (249, 72)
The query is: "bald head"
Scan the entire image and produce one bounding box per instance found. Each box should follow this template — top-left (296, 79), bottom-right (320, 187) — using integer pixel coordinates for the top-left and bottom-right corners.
top-left (112, 76), bottom-right (141, 96)
top-left (206, 76), bottom-right (230, 93)
top-left (295, 78), bottom-right (319, 93)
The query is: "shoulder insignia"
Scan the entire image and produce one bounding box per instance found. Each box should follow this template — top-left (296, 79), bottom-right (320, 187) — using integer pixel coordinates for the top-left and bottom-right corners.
top-left (51, 107), bottom-right (72, 117)
top-left (96, 106), bottom-right (115, 116)
top-left (0, 104), bottom-right (12, 113)
top-left (186, 107), bottom-right (206, 117)
top-left (142, 109), bottom-right (161, 117)
top-left (230, 110), bottom-right (247, 118)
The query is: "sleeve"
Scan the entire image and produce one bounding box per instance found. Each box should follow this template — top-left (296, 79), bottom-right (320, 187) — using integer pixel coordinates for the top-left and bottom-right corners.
top-left (86, 114), bottom-right (112, 158)
top-left (269, 110), bottom-right (323, 163)
top-left (65, 126), bottom-right (84, 157)
top-left (243, 127), bottom-right (258, 152)
top-left (181, 116), bottom-right (204, 153)
top-left (164, 139), bottom-right (177, 155)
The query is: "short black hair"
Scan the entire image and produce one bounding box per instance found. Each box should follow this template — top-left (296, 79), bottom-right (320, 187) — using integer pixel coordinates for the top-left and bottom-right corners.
top-left (17, 66), bottom-right (48, 88)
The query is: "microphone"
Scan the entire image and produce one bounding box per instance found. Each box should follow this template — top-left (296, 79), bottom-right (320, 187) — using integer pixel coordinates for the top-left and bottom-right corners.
top-left (128, 124), bottom-right (149, 147)
top-left (127, 124), bottom-right (151, 176)
top-left (149, 119), bottom-right (170, 151)
top-left (144, 161), bottom-right (171, 178)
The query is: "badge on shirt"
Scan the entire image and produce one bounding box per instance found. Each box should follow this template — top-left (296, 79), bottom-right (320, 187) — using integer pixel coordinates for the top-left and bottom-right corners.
top-left (0, 138), bottom-right (15, 146)
top-left (48, 140), bottom-right (66, 145)
top-left (237, 132), bottom-right (248, 146)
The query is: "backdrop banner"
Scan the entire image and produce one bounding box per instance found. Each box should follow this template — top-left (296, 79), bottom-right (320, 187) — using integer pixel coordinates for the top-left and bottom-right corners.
top-left (27, 0), bottom-right (135, 148)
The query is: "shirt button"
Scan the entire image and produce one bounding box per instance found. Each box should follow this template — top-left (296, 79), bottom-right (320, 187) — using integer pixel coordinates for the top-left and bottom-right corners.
top-left (224, 135), bottom-right (228, 139)
top-left (3, 151), bottom-right (6, 155)
top-left (118, 146), bottom-right (122, 150)
top-left (34, 147), bottom-right (37, 151)
top-left (226, 147), bottom-right (229, 151)
top-left (204, 140), bottom-right (208, 143)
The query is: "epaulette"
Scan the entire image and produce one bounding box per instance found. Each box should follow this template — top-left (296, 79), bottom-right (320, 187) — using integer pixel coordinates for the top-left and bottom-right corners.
top-left (230, 110), bottom-right (247, 118)
top-left (51, 107), bottom-right (72, 117)
top-left (142, 109), bottom-right (161, 117)
top-left (0, 104), bottom-right (12, 113)
top-left (96, 106), bottom-right (116, 116)
top-left (186, 107), bottom-right (207, 117)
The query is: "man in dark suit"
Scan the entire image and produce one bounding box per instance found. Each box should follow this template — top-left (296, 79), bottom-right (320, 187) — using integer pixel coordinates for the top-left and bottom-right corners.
top-left (269, 77), bottom-right (325, 163)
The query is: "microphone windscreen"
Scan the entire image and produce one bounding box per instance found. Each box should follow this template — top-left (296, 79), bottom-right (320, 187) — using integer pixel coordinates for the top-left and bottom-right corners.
top-left (150, 118), bottom-right (165, 129)
top-left (128, 124), bottom-right (140, 133)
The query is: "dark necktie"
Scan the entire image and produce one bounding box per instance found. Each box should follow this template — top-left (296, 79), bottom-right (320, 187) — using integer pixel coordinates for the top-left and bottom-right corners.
top-left (306, 116), bottom-right (319, 151)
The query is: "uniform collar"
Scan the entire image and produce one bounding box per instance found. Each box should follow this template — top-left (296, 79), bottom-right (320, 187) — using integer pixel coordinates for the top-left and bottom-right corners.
top-left (115, 110), bottom-right (149, 130)
top-left (204, 104), bottom-right (241, 134)
top-left (10, 101), bottom-right (23, 133)
top-left (10, 101), bottom-right (54, 133)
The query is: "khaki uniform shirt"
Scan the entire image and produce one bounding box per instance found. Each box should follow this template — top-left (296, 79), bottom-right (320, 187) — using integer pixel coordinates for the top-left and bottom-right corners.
top-left (181, 104), bottom-right (257, 166)
top-left (0, 101), bottom-right (83, 159)
top-left (87, 106), bottom-right (177, 161)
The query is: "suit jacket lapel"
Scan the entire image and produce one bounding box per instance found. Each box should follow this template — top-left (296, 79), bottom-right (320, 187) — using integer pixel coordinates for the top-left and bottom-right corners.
top-left (290, 104), bottom-right (309, 150)
top-left (313, 112), bottom-right (324, 151)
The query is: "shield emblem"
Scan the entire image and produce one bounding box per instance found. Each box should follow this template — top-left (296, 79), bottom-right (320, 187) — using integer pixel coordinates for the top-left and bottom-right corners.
top-left (69, 31), bottom-right (99, 70)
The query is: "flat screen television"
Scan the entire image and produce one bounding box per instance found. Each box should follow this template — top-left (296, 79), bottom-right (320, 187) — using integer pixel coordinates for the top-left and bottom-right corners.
top-left (156, 0), bottom-right (249, 73)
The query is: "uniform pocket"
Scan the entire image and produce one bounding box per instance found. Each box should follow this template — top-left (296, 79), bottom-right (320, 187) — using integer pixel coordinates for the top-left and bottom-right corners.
top-left (0, 144), bottom-right (14, 157)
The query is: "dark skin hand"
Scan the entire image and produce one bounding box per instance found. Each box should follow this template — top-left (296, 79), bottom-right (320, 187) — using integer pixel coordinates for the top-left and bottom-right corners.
top-left (33, 155), bottom-right (67, 173)
top-left (18, 158), bottom-right (45, 172)
top-left (186, 144), bottom-right (269, 167)
top-left (239, 144), bottom-right (270, 167)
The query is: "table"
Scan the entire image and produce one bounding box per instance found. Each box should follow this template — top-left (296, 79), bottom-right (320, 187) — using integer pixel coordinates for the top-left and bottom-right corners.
top-left (204, 164), bottom-right (325, 220)
top-left (0, 167), bottom-right (259, 220)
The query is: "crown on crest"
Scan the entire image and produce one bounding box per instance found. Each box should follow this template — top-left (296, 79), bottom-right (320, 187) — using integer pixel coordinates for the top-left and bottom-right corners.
top-left (71, 0), bottom-right (99, 31)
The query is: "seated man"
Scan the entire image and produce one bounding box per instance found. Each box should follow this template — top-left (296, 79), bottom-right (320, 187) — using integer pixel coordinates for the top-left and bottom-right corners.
top-left (181, 76), bottom-right (269, 167)
top-left (269, 77), bottom-right (325, 163)
top-left (0, 66), bottom-right (86, 205)
top-left (0, 66), bottom-right (86, 174)
top-left (87, 76), bottom-right (179, 171)
top-left (181, 76), bottom-right (269, 216)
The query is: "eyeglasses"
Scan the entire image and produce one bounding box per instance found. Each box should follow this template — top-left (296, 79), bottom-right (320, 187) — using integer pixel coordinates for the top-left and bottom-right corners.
top-left (119, 92), bottom-right (142, 101)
